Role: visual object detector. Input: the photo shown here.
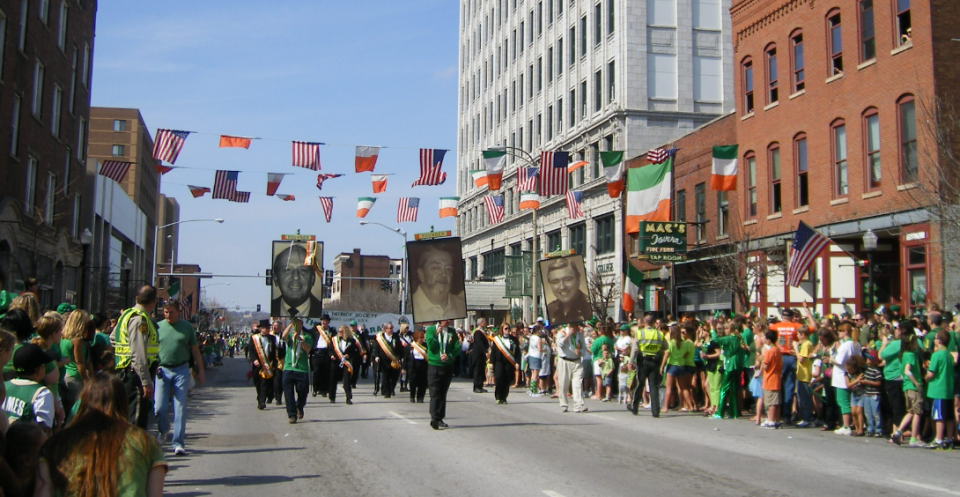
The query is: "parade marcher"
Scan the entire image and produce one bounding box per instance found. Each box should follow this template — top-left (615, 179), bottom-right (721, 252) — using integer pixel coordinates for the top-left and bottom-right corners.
top-left (247, 320), bottom-right (277, 410)
top-left (113, 285), bottom-right (161, 429)
top-left (490, 324), bottom-right (519, 404)
top-left (407, 330), bottom-right (429, 403)
top-left (349, 321), bottom-right (366, 387)
top-left (271, 320), bottom-right (286, 406)
top-left (329, 325), bottom-right (360, 404)
top-left (426, 319), bottom-right (460, 430)
top-left (630, 315), bottom-right (665, 417)
top-left (154, 301), bottom-right (204, 455)
top-left (398, 323), bottom-right (412, 393)
top-left (556, 322), bottom-right (588, 413)
top-left (310, 314), bottom-right (333, 398)
top-left (471, 318), bottom-right (490, 393)
top-left (281, 318), bottom-right (315, 424)
top-left (374, 322), bottom-right (403, 398)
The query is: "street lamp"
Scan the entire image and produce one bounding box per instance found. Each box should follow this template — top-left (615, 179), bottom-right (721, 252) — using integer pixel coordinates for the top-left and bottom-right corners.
top-left (152, 218), bottom-right (224, 285)
top-left (359, 221), bottom-right (408, 315)
top-left (659, 265), bottom-right (670, 320)
top-left (863, 229), bottom-right (878, 314)
top-left (79, 229), bottom-right (93, 309)
top-left (122, 257), bottom-right (133, 305)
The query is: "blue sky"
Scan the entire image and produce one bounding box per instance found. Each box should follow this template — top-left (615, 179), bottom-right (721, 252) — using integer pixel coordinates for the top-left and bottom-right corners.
top-left (91, 1), bottom-right (461, 311)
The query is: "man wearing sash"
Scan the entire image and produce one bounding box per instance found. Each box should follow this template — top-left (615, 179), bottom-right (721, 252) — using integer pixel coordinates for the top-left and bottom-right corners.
top-left (329, 325), bottom-right (360, 404)
top-left (470, 319), bottom-right (490, 394)
top-left (408, 330), bottom-right (429, 403)
top-left (490, 324), bottom-right (520, 404)
top-left (246, 320), bottom-right (276, 410)
top-left (398, 323), bottom-right (412, 393)
top-left (556, 322), bottom-right (588, 413)
top-left (425, 319), bottom-right (460, 430)
top-left (310, 314), bottom-right (333, 398)
top-left (374, 322), bottom-right (403, 399)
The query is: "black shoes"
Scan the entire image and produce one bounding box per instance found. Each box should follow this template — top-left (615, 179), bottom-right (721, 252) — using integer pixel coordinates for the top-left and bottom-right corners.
top-left (346, 399), bottom-right (353, 405)
top-left (275, 400), bottom-right (283, 406)
top-left (439, 421), bottom-right (449, 428)
top-left (288, 417), bottom-right (297, 424)
top-left (257, 404), bottom-right (265, 410)
top-left (297, 409), bottom-right (304, 420)
top-left (430, 420), bottom-right (440, 430)
top-left (312, 391), bottom-right (317, 397)
top-left (473, 389), bottom-right (489, 393)
top-left (410, 398), bottom-right (416, 403)
top-left (628, 403), bottom-right (638, 415)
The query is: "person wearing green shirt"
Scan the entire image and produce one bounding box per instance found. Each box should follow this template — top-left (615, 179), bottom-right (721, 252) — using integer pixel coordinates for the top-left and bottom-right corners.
top-left (154, 302), bottom-right (204, 455)
top-left (879, 330), bottom-right (905, 436)
top-left (924, 330), bottom-right (956, 449)
top-left (712, 326), bottom-right (747, 420)
top-left (425, 320), bottom-right (460, 430)
top-left (891, 326), bottom-right (924, 447)
top-left (282, 318), bottom-right (315, 424)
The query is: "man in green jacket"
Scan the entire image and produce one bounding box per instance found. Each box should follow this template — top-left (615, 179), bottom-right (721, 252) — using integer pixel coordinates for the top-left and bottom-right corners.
top-left (425, 319), bottom-right (460, 430)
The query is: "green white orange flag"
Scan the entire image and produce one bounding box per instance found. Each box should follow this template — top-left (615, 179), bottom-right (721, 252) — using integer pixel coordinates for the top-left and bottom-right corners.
top-left (356, 197), bottom-right (377, 218)
top-left (482, 150), bottom-right (506, 190)
top-left (601, 151), bottom-right (625, 198)
top-left (438, 197), bottom-right (459, 218)
top-left (711, 145), bottom-right (739, 191)
top-left (471, 169), bottom-right (488, 187)
top-left (622, 264), bottom-right (643, 314)
top-left (355, 146), bottom-right (380, 173)
top-left (626, 158), bottom-right (672, 233)
top-left (518, 192), bottom-right (540, 210)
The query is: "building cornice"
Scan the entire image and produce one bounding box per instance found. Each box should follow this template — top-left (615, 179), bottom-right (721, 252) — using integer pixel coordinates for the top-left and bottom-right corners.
top-left (732, 0), bottom-right (812, 53)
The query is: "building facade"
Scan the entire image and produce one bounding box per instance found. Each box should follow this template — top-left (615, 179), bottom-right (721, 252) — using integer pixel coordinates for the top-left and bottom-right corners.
top-left (455, 0), bottom-right (735, 323)
top-left (330, 248), bottom-right (393, 300)
top-left (0, 0), bottom-right (98, 307)
top-left (157, 194), bottom-right (180, 266)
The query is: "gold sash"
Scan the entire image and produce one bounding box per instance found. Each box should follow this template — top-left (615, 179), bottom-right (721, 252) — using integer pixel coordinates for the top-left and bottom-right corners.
top-left (315, 325), bottom-right (332, 346)
top-left (252, 334), bottom-right (273, 379)
top-left (411, 342), bottom-right (428, 360)
top-left (332, 337), bottom-right (354, 375)
top-left (492, 336), bottom-right (518, 369)
top-left (376, 333), bottom-right (401, 369)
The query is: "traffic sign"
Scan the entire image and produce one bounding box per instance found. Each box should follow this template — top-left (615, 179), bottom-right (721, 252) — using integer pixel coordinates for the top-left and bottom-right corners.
top-left (414, 230), bottom-right (452, 240)
top-left (281, 234), bottom-right (316, 241)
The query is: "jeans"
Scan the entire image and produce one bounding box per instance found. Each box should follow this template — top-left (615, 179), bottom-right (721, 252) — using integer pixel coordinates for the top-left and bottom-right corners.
top-left (863, 394), bottom-right (881, 434)
top-left (282, 371), bottom-right (309, 419)
top-left (796, 381), bottom-right (814, 423)
top-left (154, 364), bottom-right (190, 449)
top-left (781, 355), bottom-right (797, 414)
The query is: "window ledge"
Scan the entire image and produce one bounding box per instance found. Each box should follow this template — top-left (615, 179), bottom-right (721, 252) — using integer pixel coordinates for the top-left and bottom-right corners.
top-left (789, 90), bottom-right (805, 100)
top-left (743, 219), bottom-right (758, 226)
top-left (897, 182), bottom-right (919, 191)
top-left (766, 212), bottom-right (783, 220)
top-left (825, 73), bottom-right (844, 84)
top-left (763, 101), bottom-right (779, 111)
top-left (891, 41), bottom-right (913, 56)
top-left (717, 235), bottom-right (730, 241)
top-left (830, 198), bottom-right (849, 206)
top-left (857, 59), bottom-right (877, 71)
top-left (792, 206), bottom-right (810, 214)
top-left (740, 112), bottom-right (755, 121)
top-left (862, 190), bottom-right (882, 199)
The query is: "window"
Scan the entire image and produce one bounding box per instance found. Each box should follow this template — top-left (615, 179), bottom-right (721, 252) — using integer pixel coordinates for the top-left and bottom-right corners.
top-left (82, 42), bottom-right (90, 86)
top-left (769, 145), bottom-right (782, 213)
top-left (557, 38), bottom-right (563, 75)
top-left (905, 245), bottom-right (926, 315)
top-left (828, 11), bottom-right (843, 75)
top-left (595, 215), bottom-right (615, 254)
top-left (547, 105), bottom-right (553, 140)
top-left (546, 0), bottom-right (552, 24)
top-left (111, 144), bottom-right (124, 156)
top-left (547, 47), bottom-right (553, 83)
top-left (859, 0), bottom-right (875, 61)
top-left (537, 113), bottom-right (542, 144)
top-left (569, 89), bottom-right (575, 127)
top-left (537, 1), bottom-right (542, 34)
top-left (31, 59), bottom-right (44, 117)
top-left (17, 0), bottom-right (27, 51)
top-left (528, 64), bottom-right (533, 95)
top-left (579, 16), bottom-right (587, 56)
top-left (546, 230), bottom-right (562, 251)
top-left (795, 134), bottom-right (809, 207)
top-left (56, 1), bottom-right (67, 50)
top-left (50, 85), bottom-right (62, 137)
top-left (44, 173), bottom-right (55, 225)
top-left (675, 189), bottom-right (686, 222)
top-left (570, 224), bottom-right (586, 255)
top-left (62, 147), bottom-right (70, 193)
top-left (537, 57), bottom-right (542, 91)
top-left (899, 96), bottom-right (917, 183)
top-left (718, 192), bottom-right (729, 236)
top-left (557, 98), bottom-right (563, 133)
top-left (510, 243), bottom-right (521, 256)
top-left (591, 142), bottom-right (600, 178)
top-left (693, 56), bottom-right (723, 102)
top-left (519, 73), bottom-right (524, 105)
top-left (69, 47), bottom-right (77, 113)
top-left (511, 29), bottom-right (516, 59)
top-left (25, 156), bottom-right (38, 210)
top-left (469, 256), bottom-right (477, 280)
top-left (742, 58), bottom-right (754, 113)
top-left (607, 60), bottom-right (615, 102)
top-left (896, 0), bottom-right (911, 46)
top-left (569, 26), bottom-right (576, 62)
top-left (39, 0), bottom-right (49, 24)
top-left (693, 0), bottom-right (721, 30)
top-left (864, 110), bottom-right (881, 189)
top-left (71, 195), bottom-right (79, 237)
top-left (832, 120), bottom-right (848, 197)
top-left (791, 31), bottom-right (805, 92)
top-left (594, 69), bottom-right (602, 111)
top-left (77, 117), bottom-right (85, 161)
top-left (648, 53), bottom-right (677, 100)
top-left (580, 81), bottom-right (587, 119)
top-left (607, 0), bottom-right (614, 34)
top-left (594, 3), bottom-right (601, 45)
top-left (485, 250), bottom-right (506, 277)
top-left (766, 45), bottom-right (778, 104)
top-left (745, 152), bottom-right (757, 217)
top-left (695, 183), bottom-right (706, 240)
top-left (519, 21), bottom-right (525, 53)
top-left (0, 11), bottom-right (7, 79)
top-left (10, 95), bottom-right (21, 156)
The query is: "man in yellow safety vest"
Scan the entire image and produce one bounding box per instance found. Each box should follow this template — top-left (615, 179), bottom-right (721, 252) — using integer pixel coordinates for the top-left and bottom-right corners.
top-left (113, 285), bottom-right (161, 429)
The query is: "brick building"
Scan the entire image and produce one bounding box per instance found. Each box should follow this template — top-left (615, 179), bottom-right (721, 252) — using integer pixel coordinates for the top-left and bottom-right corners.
top-left (330, 249), bottom-right (394, 299)
top-left (0, 0), bottom-right (98, 307)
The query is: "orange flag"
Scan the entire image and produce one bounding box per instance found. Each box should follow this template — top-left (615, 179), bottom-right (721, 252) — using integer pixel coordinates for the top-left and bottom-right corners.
top-left (219, 135), bottom-right (252, 149)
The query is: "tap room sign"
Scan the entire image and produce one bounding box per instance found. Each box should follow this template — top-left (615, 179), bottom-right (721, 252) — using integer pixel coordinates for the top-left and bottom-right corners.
top-left (637, 222), bottom-right (687, 261)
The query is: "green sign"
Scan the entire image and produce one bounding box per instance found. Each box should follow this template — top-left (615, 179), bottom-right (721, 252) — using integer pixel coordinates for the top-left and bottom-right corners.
top-left (414, 230), bottom-right (452, 240)
top-left (636, 253), bottom-right (688, 262)
top-left (505, 251), bottom-right (535, 297)
top-left (638, 222), bottom-right (687, 255)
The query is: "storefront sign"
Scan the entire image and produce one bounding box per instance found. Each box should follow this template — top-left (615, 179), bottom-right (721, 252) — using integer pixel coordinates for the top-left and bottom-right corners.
top-left (638, 222), bottom-right (687, 255)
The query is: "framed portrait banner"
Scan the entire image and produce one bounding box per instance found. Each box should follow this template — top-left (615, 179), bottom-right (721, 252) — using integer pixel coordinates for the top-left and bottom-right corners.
top-left (407, 237), bottom-right (467, 324)
top-left (538, 254), bottom-right (592, 326)
top-left (271, 240), bottom-right (324, 318)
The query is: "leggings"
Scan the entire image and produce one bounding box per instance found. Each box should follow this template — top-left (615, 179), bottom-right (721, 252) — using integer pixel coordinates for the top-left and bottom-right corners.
top-left (717, 370), bottom-right (739, 418)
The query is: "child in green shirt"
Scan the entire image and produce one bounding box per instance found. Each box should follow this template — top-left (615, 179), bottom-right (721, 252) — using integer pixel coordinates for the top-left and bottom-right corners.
top-left (924, 330), bottom-right (956, 450)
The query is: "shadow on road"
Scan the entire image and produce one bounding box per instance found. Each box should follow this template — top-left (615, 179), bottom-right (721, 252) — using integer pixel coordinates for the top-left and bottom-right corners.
top-left (166, 474), bottom-right (322, 488)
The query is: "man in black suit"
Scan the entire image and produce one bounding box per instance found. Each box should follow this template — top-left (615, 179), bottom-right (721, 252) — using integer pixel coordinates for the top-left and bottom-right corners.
top-left (246, 320), bottom-right (277, 410)
top-left (373, 322), bottom-right (403, 398)
top-left (329, 326), bottom-right (361, 404)
top-left (271, 244), bottom-right (324, 318)
top-left (544, 258), bottom-right (592, 325)
top-left (471, 318), bottom-right (490, 393)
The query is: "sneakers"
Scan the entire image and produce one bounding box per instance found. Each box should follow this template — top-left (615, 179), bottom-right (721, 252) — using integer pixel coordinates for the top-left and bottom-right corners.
top-left (891, 431), bottom-right (902, 446)
top-left (796, 421), bottom-right (812, 428)
top-left (574, 407), bottom-right (588, 413)
top-left (834, 426), bottom-right (852, 435)
top-left (760, 421), bottom-right (777, 429)
top-left (560, 406), bottom-right (569, 413)
top-left (907, 439), bottom-right (926, 448)
top-left (173, 446), bottom-right (186, 456)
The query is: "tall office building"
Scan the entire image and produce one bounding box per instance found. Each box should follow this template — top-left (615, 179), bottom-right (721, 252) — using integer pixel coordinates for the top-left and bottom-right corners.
top-left (455, 0), bottom-right (734, 322)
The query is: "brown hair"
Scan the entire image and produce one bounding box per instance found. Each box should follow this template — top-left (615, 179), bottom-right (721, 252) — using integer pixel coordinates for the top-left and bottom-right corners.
top-left (0, 329), bottom-right (15, 354)
top-left (31, 315), bottom-right (63, 350)
top-left (412, 330), bottom-right (425, 342)
top-left (8, 293), bottom-right (41, 324)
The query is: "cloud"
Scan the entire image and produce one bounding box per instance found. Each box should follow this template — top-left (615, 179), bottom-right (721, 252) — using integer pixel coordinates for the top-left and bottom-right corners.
top-left (433, 65), bottom-right (458, 80)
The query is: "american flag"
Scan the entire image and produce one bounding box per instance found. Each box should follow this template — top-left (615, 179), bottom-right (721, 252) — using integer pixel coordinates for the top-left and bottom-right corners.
top-left (319, 197), bottom-right (333, 222)
top-left (538, 151), bottom-right (569, 196)
top-left (213, 170), bottom-right (245, 201)
top-left (152, 129), bottom-right (190, 164)
top-left (229, 191), bottom-right (251, 203)
top-left (484, 195), bottom-right (504, 224)
top-left (786, 221), bottom-right (831, 287)
top-left (98, 160), bottom-right (132, 183)
top-left (412, 149), bottom-right (448, 186)
top-left (397, 197), bottom-right (420, 223)
top-left (565, 190), bottom-right (584, 219)
top-left (647, 146), bottom-right (679, 164)
top-left (292, 141), bottom-right (322, 170)
top-left (316, 173), bottom-right (343, 190)
top-left (517, 167), bottom-right (538, 191)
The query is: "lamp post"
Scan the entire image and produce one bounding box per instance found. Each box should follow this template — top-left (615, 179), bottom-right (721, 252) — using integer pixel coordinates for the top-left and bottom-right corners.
top-left (79, 229), bottom-right (93, 309)
top-left (153, 218), bottom-right (224, 286)
top-left (659, 265), bottom-right (670, 320)
top-left (122, 257), bottom-right (133, 305)
top-left (863, 229), bottom-right (878, 314)
top-left (489, 297), bottom-right (495, 324)
top-left (359, 221), bottom-right (408, 315)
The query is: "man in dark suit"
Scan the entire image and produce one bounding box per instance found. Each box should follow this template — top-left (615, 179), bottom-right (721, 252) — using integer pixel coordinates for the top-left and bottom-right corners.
top-left (271, 244), bottom-right (324, 318)
top-left (544, 258), bottom-right (592, 325)
top-left (373, 322), bottom-right (403, 398)
top-left (329, 326), bottom-right (361, 404)
top-left (471, 319), bottom-right (490, 393)
top-left (246, 320), bottom-right (277, 410)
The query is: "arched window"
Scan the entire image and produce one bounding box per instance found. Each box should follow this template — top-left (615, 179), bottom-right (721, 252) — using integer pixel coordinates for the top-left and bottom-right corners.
top-left (831, 119), bottom-right (848, 197)
top-left (768, 143), bottom-right (782, 213)
top-left (862, 107), bottom-right (881, 190)
top-left (765, 43), bottom-right (778, 104)
top-left (827, 9), bottom-right (843, 75)
top-left (794, 133), bottom-right (809, 207)
top-left (741, 57), bottom-right (754, 114)
top-left (898, 94), bottom-right (918, 183)
top-left (859, 0), bottom-right (876, 62)
top-left (744, 151), bottom-right (757, 218)
top-left (790, 29), bottom-right (805, 93)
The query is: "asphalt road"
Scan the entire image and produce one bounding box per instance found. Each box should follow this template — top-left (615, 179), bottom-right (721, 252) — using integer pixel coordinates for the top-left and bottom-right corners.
top-left (163, 356), bottom-right (960, 497)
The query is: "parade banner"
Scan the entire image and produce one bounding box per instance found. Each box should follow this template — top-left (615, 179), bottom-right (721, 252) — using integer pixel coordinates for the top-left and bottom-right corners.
top-left (325, 311), bottom-right (412, 333)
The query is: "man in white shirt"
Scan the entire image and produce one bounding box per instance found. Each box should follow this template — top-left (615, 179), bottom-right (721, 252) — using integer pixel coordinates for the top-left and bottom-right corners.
top-left (555, 323), bottom-right (588, 413)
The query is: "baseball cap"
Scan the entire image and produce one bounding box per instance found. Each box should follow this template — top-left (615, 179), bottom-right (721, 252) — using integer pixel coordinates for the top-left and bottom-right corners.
top-left (618, 324), bottom-right (631, 331)
top-left (349, 320), bottom-right (358, 326)
top-left (56, 303), bottom-right (77, 314)
top-left (14, 343), bottom-right (49, 375)
top-left (536, 317), bottom-right (544, 323)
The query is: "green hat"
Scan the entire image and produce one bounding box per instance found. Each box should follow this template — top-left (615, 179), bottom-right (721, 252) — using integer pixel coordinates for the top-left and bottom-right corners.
top-left (349, 320), bottom-right (358, 326)
top-left (586, 316), bottom-right (600, 326)
top-left (618, 324), bottom-right (631, 331)
top-left (56, 303), bottom-right (76, 314)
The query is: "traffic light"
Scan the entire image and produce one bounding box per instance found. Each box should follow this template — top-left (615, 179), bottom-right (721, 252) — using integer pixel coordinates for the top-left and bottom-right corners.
top-left (265, 269), bottom-right (272, 286)
top-left (256, 304), bottom-right (261, 312)
top-left (381, 280), bottom-right (390, 291)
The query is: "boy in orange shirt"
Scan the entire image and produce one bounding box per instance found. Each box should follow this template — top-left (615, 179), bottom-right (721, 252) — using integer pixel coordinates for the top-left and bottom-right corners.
top-left (761, 329), bottom-right (783, 429)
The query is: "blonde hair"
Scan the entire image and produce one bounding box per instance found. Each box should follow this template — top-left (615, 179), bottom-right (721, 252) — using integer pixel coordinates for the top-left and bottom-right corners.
top-left (31, 315), bottom-right (64, 350)
top-left (63, 310), bottom-right (92, 341)
top-left (8, 293), bottom-right (41, 324)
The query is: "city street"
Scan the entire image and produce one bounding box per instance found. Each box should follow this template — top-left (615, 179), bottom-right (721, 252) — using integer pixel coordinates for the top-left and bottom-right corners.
top-left (166, 357), bottom-right (959, 497)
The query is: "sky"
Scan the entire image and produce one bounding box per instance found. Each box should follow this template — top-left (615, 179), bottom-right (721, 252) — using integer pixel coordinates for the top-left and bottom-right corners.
top-left (91, 1), bottom-right (461, 311)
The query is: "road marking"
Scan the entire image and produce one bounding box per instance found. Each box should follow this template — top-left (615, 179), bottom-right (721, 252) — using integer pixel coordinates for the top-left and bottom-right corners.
top-left (588, 414), bottom-right (615, 421)
top-left (894, 479), bottom-right (960, 495)
top-left (388, 411), bottom-right (417, 425)
top-left (542, 491), bottom-right (566, 497)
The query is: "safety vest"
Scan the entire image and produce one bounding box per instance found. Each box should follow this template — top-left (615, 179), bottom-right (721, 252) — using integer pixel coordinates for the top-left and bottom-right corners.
top-left (636, 327), bottom-right (664, 356)
top-left (114, 307), bottom-right (160, 369)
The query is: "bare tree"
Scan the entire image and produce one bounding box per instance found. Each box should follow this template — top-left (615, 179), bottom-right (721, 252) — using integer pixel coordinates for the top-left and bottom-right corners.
top-left (325, 286), bottom-right (400, 313)
top-left (586, 269), bottom-right (617, 320)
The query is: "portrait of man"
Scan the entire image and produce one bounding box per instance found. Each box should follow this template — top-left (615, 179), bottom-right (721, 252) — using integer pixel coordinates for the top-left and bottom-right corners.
top-left (539, 255), bottom-right (591, 326)
top-left (407, 238), bottom-right (467, 324)
top-left (271, 241), bottom-right (325, 318)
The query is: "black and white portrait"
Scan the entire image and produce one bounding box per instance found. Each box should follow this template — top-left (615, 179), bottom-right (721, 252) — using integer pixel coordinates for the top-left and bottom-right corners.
top-left (271, 240), bottom-right (324, 319)
top-left (407, 237), bottom-right (467, 324)
top-left (539, 254), bottom-right (592, 326)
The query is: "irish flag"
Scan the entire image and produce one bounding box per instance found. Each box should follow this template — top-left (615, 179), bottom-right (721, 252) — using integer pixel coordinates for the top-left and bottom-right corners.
top-left (711, 145), bottom-right (739, 191)
top-left (518, 192), bottom-right (540, 210)
top-left (601, 151), bottom-right (625, 198)
top-left (219, 135), bottom-right (252, 149)
top-left (483, 150), bottom-right (506, 190)
top-left (471, 169), bottom-right (488, 187)
top-left (371, 174), bottom-right (388, 193)
top-left (622, 264), bottom-right (643, 314)
top-left (355, 146), bottom-right (380, 173)
top-left (438, 197), bottom-right (459, 218)
top-left (276, 194), bottom-right (295, 201)
top-left (266, 173), bottom-right (285, 196)
top-left (626, 159), bottom-right (672, 233)
top-left (356, 197), bottom-right (377, 218)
